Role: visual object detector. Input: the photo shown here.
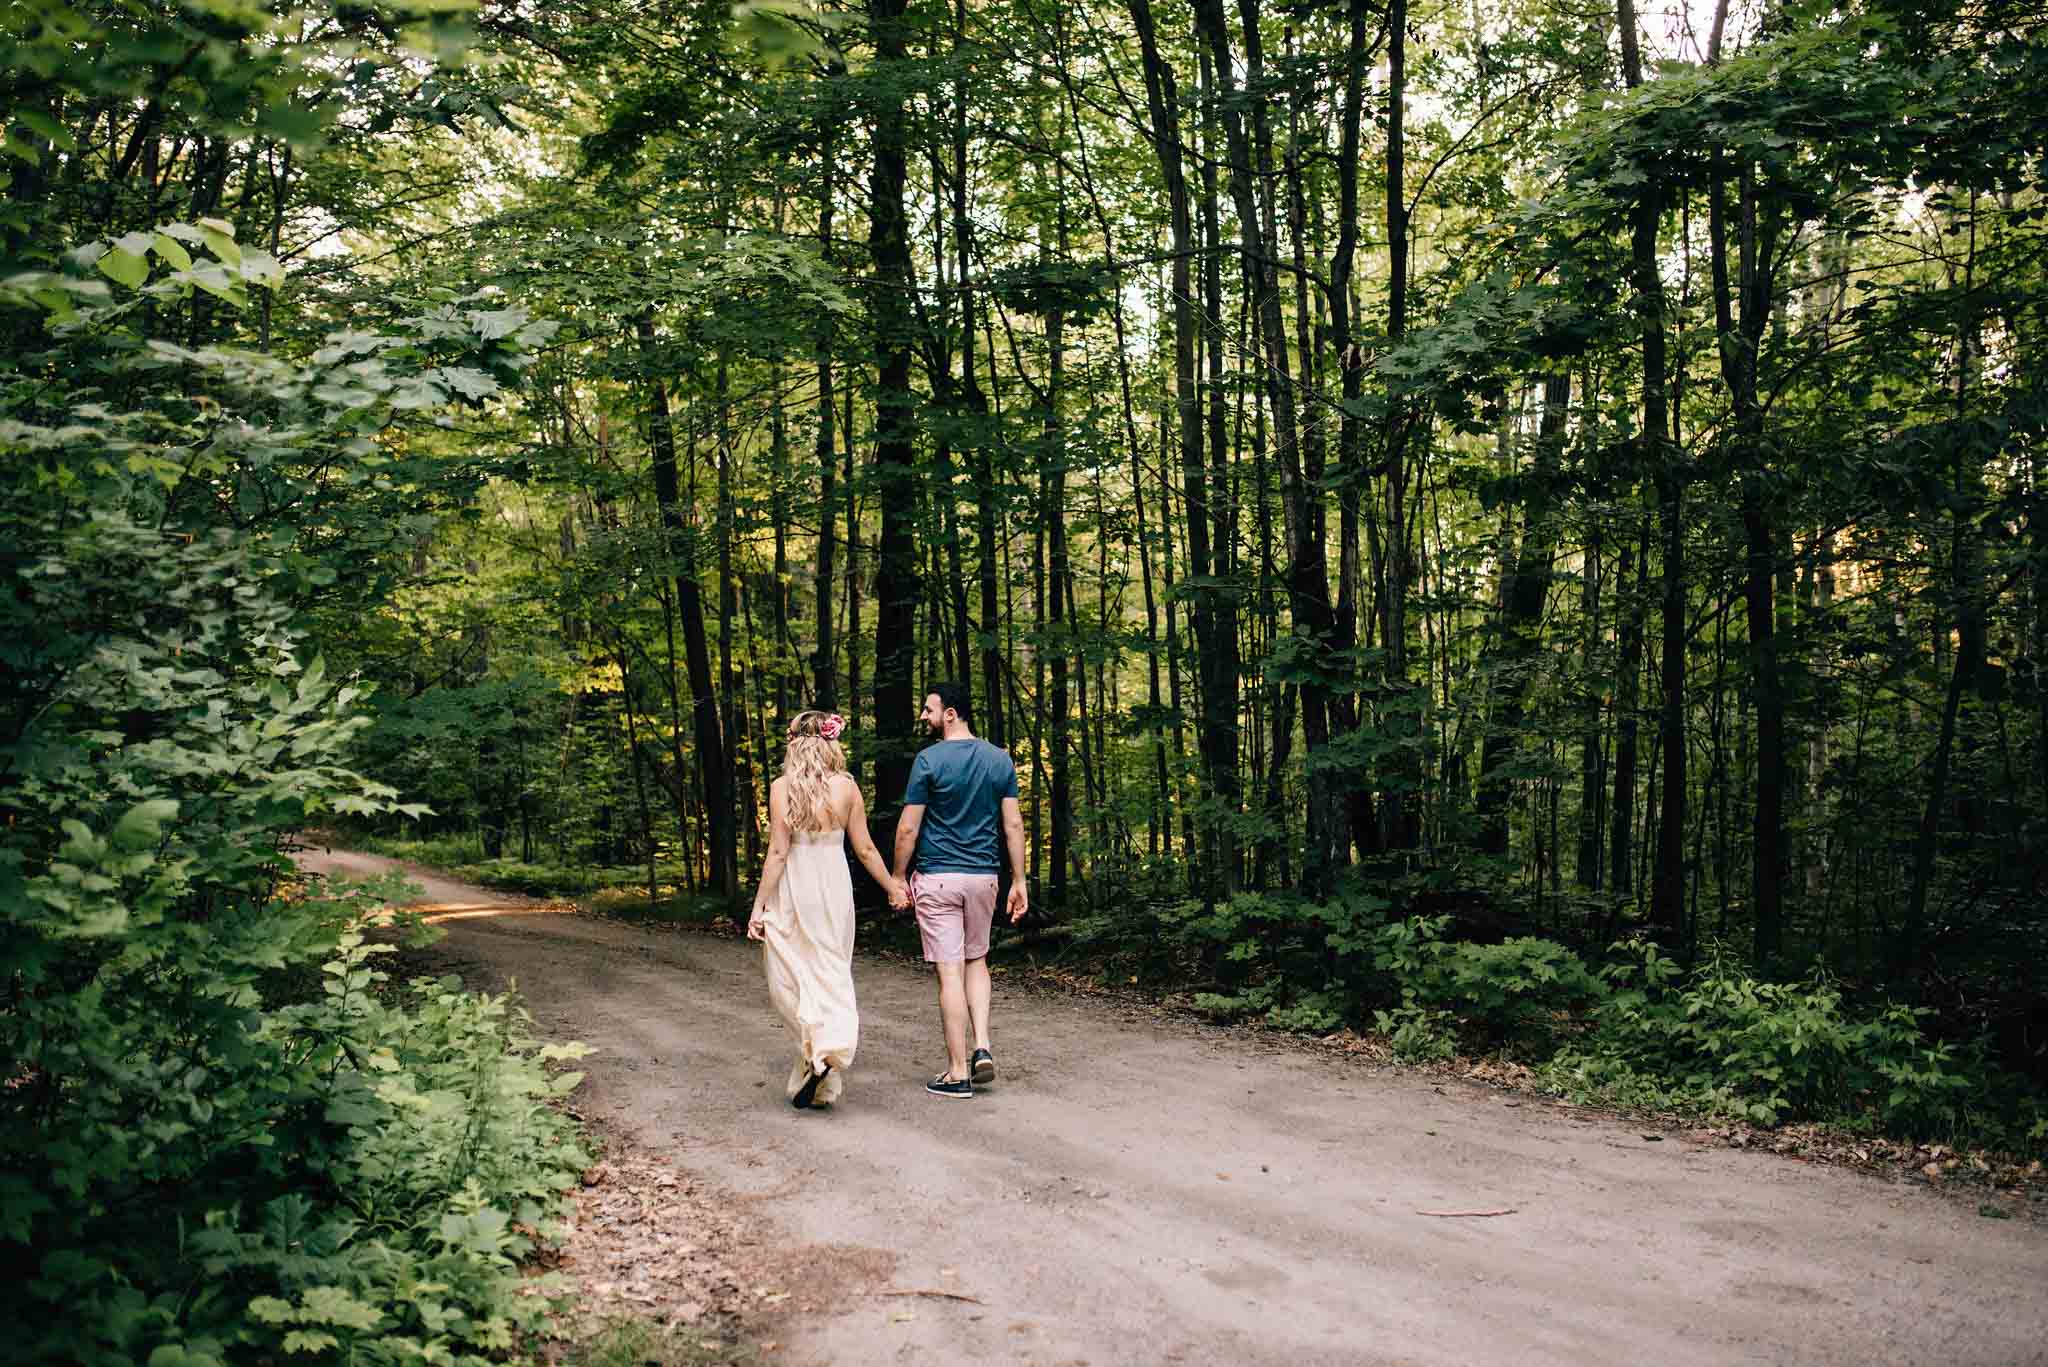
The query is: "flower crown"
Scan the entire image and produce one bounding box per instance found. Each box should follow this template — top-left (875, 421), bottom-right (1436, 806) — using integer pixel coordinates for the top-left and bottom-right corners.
top-left (804, 713), bottom-right (845, 742)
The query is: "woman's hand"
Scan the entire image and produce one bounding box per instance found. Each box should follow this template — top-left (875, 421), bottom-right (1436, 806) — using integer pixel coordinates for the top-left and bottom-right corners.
top-left (746, 903), bottom-right (768, 940)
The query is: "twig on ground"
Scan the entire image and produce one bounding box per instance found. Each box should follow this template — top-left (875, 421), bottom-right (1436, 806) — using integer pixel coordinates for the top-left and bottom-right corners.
top-left (875, 1289), bottom-right (987, 1304)
top-left (1415, 1208), bottom-right (1518, 1218)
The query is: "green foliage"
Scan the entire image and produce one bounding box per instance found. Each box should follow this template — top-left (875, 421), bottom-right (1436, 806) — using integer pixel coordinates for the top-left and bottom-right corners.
top-left (1538, 941), bottom-right (2044, 1146)
top-left (1372, 1005), bottom-right (1459, 1063)
top-left (1135, 884), bottom-right (2039, 1149)
top-left (1381, 924), bottom-right (1606, 1043)
top-left (1, 134), bottom-right (588, 1353)
top-left (1170, 888), bottom-right (1596, 1053)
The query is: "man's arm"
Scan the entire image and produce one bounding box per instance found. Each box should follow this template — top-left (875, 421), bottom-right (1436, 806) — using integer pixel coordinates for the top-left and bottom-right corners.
top-left (892, 803), bottom-right (925, 883)
top-left (1001, 796), bottom-right (1028, 923)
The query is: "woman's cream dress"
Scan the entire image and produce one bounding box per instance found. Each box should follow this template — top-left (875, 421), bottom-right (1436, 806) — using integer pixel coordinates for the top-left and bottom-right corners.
top-left (759, 827), bottom-right (859, 1104)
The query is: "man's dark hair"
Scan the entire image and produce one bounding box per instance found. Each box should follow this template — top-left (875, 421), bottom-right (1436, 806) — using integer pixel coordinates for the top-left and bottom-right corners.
top-left (928, 681), bottom-right (972, 728)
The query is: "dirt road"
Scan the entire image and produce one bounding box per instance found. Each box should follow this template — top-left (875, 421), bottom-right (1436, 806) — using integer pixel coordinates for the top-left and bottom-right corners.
top-left (296, 849), bottom-right (2048, 1367)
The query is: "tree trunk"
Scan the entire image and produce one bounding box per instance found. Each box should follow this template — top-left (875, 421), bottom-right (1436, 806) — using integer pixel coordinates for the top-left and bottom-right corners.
top-left (1617, 0), bottom-right (1685, 947)
top-left (1380, 0), bottom-right (1420, 851)
top-left (867, 0), bottom-right (920, 809)
top-left (1610, 511), bottom-right (1648, 898)
top-left (1195, 0), bottom-right (1338, 885)
top-left (1328, 0), bottom-right (1377, 860)
top-left (1477, 374), bottom-right (1570, 855)
top-left (954, 0), bottom-right (1004, 747)
top-left (636, 312), bottom-right (735, 901)
top-left (1128, 0), bottom-right (1229, 892)
top-left (1575, 513), bottom-right (1606, 889)
top-left (814, 118), bottom-right (839, 711)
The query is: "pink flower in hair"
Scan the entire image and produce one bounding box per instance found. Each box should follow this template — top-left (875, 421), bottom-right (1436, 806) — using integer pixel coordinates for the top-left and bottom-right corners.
top-left (818, 713), bottom-right (845, 741)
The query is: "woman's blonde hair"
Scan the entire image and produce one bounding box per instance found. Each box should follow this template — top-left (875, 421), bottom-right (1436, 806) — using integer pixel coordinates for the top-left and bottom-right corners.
top-left (780, 710), bottom-right (847, 832)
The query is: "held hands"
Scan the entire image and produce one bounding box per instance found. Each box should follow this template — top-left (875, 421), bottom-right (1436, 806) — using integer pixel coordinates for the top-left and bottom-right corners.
top-left (886, 876), bottom-right (912, 911)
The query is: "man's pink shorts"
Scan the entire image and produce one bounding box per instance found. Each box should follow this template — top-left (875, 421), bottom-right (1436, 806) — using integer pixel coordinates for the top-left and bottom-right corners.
top-left (911, 872), bottom-right (998, 962)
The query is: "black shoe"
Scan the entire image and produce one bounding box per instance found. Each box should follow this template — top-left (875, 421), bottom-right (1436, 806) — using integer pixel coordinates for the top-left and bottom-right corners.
top-left (925, 1073), bottom-right (973, 1099)
top-left (792, 1064), bottom-right (830, 1110)
top-left (970, 1048), bottom-right (995, 1085)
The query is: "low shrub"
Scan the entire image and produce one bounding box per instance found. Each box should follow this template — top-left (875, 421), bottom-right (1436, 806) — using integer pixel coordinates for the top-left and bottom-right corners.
top-left (1373, 1004), bottom-right (1459, 1062)
top-left (1542, 940), bottom-right (2044, 1145)
top-left (1, 516), bottom-right (593, 1362)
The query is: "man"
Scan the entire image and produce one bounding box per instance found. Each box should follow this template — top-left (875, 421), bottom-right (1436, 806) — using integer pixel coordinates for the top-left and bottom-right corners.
top-left (890, 682), bottom-right (1027, 1098)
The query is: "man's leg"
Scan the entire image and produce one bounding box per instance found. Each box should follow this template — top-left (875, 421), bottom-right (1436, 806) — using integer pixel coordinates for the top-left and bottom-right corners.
top-left (964, 957), bottom-right (992, 1054)
top-left (933, 960), bottom-right (971, 1081)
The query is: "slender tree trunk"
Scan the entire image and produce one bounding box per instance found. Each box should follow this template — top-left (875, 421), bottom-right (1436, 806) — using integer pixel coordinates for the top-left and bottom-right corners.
top-left (1329, 0), bottom-right (1377, 859)
top-left (1477, 374), bottom-right (1570, 855)
top-left (716, 350), bottom-right (756, 870)
top-left (1046, 299), bottom-right (1071, 907)
top-left (814, 119), bottom-right (839, 711)
top-left (1196, 0), bottom-right (1338, 886)
top-left (1575, 516), bottom-right (1606, 889)
top-left (636, 312), bottom-right (735, 901)
top-left (868, 0), bottom-right (920, 808)
top-left (1709, 155), bottom-right (1788, 962)
top-left (1380, 0), bottom-right (1421, 850)
top-left (954, 0), bottom-right (1004, 746)
top-left (1199, 47), bottom-right (1242, 892)
top-left (1615, 0), bottom-right (1685, 945)
top-left (844, 386), bottom-right (862, 741)
top-left (1128, 0), bottom-right (1227, 892)
top-left (1610, 512), bottom-right (1648, 898)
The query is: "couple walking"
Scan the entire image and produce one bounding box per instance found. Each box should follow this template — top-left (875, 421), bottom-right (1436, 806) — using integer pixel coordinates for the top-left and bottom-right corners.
top-left (745, 682), bottom-right (1026, 1108)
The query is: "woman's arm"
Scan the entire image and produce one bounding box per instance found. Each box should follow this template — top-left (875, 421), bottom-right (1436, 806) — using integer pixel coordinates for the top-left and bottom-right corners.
top-left (747, 779), bottom-right (794, 940)
top-left (841, 778), bottom-right (903, 904)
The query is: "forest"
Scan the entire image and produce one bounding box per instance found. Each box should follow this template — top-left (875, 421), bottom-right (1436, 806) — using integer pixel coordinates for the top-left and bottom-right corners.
top-left (3, 0), bottom-right (2046, 1357)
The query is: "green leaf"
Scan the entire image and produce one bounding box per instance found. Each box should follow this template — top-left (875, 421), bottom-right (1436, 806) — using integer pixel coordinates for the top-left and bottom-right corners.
top-left (198, 217), bottom-right (241, 267)
top-left (237, 247), bottom-right (285, 288)
top-left (97, 247), bottom-right (148, 289)
top-left (14, 108), bottom-right (77, 150)
top-left (112, 799), bottom-right (179, 848)
top-left (152, 231), bottom-right (193, 271)
top-left (281, 1331), bottom-right (340, 1353)
top-left (146, 1348), bottom-right (224, 1367)
top-left (471, 306), bottom-right (526, 340)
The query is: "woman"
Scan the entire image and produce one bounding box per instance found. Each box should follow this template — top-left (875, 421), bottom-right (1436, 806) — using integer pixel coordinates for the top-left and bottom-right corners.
top-left (746, 711), bottom-right (903, 1109)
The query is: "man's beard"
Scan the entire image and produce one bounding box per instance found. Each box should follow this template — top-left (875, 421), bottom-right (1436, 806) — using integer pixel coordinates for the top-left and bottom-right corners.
top-left (923, 717), bottom-right (943, 738)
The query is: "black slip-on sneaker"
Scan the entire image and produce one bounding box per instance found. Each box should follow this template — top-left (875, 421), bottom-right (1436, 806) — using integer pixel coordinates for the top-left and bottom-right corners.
top-left (970, 1048), bottom-right (995, 1085)
top-left (792, 1064), bottom-right (830, 1110)
top-left (924, 1073), bottom-right (973, 1099)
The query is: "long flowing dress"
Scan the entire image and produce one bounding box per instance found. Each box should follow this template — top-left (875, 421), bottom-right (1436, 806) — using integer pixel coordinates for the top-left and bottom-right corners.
top-left (759, 827), bottom-right (859, 1104)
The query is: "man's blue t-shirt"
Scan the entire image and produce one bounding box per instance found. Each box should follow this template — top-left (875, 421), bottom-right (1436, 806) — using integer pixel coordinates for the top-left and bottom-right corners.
top-left (904, 738), bottom-right (1018, 874)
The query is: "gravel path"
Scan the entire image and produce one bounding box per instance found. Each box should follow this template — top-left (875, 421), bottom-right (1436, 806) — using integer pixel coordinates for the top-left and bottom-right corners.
top-left (297, 847), bottom-right (2048, 1367)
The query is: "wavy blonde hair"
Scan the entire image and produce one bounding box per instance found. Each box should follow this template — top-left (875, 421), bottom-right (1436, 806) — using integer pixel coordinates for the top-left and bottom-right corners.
top-left (780, 710), bottom-right (847, 832)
